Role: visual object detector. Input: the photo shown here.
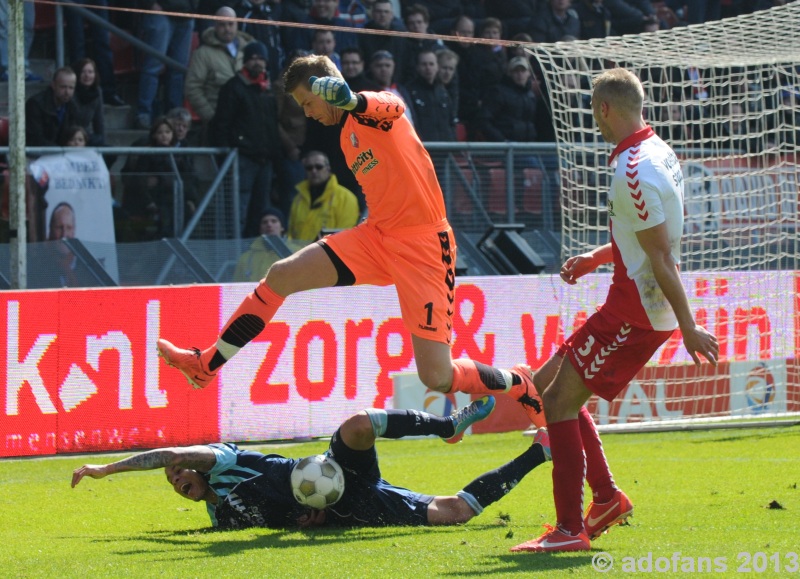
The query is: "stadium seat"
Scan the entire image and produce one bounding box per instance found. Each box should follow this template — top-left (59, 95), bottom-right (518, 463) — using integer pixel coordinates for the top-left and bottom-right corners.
top-left (487, 167), bottom-right (507, 214)
top-left (110, 32), bottom-right (138, 76)
top-left (452, 167), bottom-right (476, 215)
top-left (0, 117), bottom-right (8, 146)
top-left (521, 167), bottom-right (545, 216)
top-left (34, 2), bottom-right (56, 31)
top-left (454, 122), bottom-right (468, 142)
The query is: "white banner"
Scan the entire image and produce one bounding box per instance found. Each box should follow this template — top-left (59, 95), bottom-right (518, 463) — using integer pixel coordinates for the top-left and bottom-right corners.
top-left (29, 149), bottom-right (119, 283)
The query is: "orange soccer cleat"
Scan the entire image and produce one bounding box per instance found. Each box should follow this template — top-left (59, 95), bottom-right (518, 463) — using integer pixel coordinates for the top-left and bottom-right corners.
top-left (157, 338), bottom-right (217, 389)
top-left (510, 524), bottom-right (591, 552)
top-left (583, 488), bottom-right (634, 540)
top-left (508, 364), bottom-right (546, 428)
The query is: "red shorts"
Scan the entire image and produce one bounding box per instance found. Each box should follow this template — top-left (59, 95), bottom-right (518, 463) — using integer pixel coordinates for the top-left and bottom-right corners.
top-left (557, 307), bottom-right (674, 401)
top-left (321, 219), bottom-right (456, 344)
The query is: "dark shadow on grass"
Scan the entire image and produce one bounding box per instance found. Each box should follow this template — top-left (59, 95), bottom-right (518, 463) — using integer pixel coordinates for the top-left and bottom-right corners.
top-left (690, 426), bottom-right (800, 445)
top-left (82, 524), bottom-right (484, 559)
top-left (439, 552), bottom-right (597, 574)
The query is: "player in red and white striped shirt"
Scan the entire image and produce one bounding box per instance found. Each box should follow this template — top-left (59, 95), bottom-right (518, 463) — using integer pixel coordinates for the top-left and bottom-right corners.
top-left (512, 67), bottom-right (719, 553)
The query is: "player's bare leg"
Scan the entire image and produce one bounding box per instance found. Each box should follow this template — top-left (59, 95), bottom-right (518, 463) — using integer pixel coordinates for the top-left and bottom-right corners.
top-left (412, 336), bottom-right (546, 427)
top-left (158, 243), bottom-right (338, 389)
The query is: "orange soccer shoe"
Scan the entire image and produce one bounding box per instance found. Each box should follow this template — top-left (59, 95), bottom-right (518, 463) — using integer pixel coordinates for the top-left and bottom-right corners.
top-left (584, 488), bottom-right (634, 540)
top-left (508, 364), bottom-right (546, 428)
top-left (157, 338), bottom-right (217, 389)
top-left (510, 524), bottom-right (591, 553)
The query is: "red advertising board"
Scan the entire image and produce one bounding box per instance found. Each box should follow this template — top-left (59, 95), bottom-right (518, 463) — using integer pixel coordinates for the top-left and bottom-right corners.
top-left (1, 287), bottom-right (220, 457)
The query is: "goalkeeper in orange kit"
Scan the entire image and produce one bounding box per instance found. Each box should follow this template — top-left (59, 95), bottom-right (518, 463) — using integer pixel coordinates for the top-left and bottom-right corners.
top-left (157, 54), bottom-right (545, 437)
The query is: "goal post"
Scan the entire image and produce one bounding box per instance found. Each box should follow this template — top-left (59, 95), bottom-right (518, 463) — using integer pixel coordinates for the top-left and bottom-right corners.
top-left (523, 4), bottom-right (800, 428)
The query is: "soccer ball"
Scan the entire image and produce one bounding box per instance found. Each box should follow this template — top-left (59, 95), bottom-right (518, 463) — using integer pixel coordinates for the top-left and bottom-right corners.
top-left (290, 454), bottom-right (346, 510)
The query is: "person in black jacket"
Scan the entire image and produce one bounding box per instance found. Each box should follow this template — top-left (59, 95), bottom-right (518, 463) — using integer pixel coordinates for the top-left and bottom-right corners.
top-left (25, 67), bottom-right (80, 147)
top-left (479, 56), bottom-right (541, 142)
top-left (406, 49), bottom-right (456, 142)
top-left (72, 58), bottom-right (106, 146)
top-left (212, 41), bottom-right (292, 236)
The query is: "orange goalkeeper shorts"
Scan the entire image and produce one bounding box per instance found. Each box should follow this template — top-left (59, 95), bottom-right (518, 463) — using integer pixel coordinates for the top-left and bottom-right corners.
top-left (321, 219), bottom-right (456, 344)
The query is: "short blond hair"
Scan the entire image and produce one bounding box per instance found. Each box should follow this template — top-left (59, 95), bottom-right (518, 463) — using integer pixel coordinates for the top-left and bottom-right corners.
top-left (592, 67), bottom-right (644, 116)
top-left (283, 55), bottom-right (342, 94)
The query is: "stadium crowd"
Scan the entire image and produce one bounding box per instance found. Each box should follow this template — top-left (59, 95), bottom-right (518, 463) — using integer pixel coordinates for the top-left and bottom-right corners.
top-left (2, 0), bottom-right (790, 244)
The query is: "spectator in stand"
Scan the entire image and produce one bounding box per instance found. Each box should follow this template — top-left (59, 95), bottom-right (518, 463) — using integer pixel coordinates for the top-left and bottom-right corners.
top-left (604, 0), bottom-right (659, 35)
top-left (402, 4), bottom-right (444, 82)
top-left (360, 0), bottom-right (411, 82)
top-left (574, 0), bottom-right (612, 39)
top-left (234, 0), bottom-right (286, 83)
top-left (339, 0), bottom-right (369, 28)
top-left (413, 0), bottom-right (463, 33)
top-left (529, 0), bottom-right (581, 43)
top-left (233, 208), bottom-right (294, 282)
top-left (122, 117), bottom-right (198, 239)
top-left (275, 50), bottom-right (312, 215)
top-left (166, 107), bottom-right (195, 147)
top-left (60, 126), bottom-right (90, 148)
top-left (212, 41), bottom-right (291, 236)
top-left (185, 6), bottom-right (255, 137)
top-left (72, 58), bottom-right (106, 147)
top-left (0, 0), bottom-right (40, 81)
top-left (26, 68), bottom-right (79, 147)
top-left (311, 30), bottom-right (341, 70)
top-left (472, 17), bottom-right (508, 91)
top-left (136, 0), bottom-right (195, 131)
top-left (288, 151), bottom-right (360, 242)
top-left (284, 0), bottom-right (358, 54)
top-left (479, 56), bottom-right (542, 142)
top-left (684, 0), bottom-right (721, 24)
top-left (485, 0), bottom-right (540, 38)
top-left (368, 50), bottom-right (414, 124)
top-left (446, 15), bottom-right (483, 135)
top-left (340, 47), bottom-right (381, 92)
top-left (407, 49), bottom-right (456, 142)
top-left (436, 48), bottom-right (460, 120)
top-left (64, 0), bottom-right (126, 106)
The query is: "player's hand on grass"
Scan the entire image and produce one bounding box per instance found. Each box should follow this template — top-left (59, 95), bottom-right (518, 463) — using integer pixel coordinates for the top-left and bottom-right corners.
top-left (681, 324), bottom-right (719, 367)
top-left (296, 509), bottom-right (327, 528)
top-left (71, 464), bottom-right (111, 488)
top-left (309, 76), bottom-right (358, 110)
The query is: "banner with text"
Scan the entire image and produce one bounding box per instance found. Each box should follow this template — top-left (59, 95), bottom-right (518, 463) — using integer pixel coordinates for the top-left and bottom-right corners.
top-left (2, 271), bottom-right (797, 457)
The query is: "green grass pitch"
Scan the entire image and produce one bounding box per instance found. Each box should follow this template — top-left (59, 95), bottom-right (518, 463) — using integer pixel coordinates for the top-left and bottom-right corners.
top-left (2, 426), bottom-right (798, 578)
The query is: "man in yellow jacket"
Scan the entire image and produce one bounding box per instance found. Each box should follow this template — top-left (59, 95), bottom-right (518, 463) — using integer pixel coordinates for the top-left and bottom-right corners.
top-left (288, 150), bottom-right (360, 242)
top-left (233, 208), bottom-right (307, 282)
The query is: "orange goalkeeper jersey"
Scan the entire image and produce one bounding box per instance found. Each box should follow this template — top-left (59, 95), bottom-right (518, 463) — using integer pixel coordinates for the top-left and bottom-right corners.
top-left (339, 91), bottom-right (447, 231)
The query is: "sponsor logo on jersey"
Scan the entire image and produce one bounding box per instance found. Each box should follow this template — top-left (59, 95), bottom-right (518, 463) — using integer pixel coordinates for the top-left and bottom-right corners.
top-left (350, 148), bottom-right (376, 175)
top-left (349, 132), bottom-right (359, 148)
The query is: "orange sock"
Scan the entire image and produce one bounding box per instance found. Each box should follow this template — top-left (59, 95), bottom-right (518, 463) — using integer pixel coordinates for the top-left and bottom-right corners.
top-left (451, 359), bottom-right (512, 395)
top-left (203, 279), bottom-right (285, 371)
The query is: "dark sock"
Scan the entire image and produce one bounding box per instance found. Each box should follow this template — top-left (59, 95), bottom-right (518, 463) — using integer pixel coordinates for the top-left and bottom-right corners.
top-left (461, 443), bottom-right (546, 508)
top-left (382, 409), bottom-right (455, 439)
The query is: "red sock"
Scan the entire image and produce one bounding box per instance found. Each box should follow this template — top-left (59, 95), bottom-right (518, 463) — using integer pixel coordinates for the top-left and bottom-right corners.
top-left (579, 406), bottom-right (616, 503)
top-left (548, 418), bottom-right (586, 535)
top-left (451, 359), bottom-right (510, 395)
top-left (203, 279), bottom-right (285, 371)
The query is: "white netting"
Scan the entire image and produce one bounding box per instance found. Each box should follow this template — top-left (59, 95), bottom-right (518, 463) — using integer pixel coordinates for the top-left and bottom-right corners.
top-left (524, 4), bottom-right (800, 427)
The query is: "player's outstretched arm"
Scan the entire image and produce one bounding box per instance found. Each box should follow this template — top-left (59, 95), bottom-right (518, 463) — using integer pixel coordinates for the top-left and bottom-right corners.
top-left (71, 445), bottom-right (217, 488)
top-left (560, 243), bottom-right (612, 285)
top-left (309, 76), bottom-right (358, 111)
top-left (636, 224), bottom-right (719, 366)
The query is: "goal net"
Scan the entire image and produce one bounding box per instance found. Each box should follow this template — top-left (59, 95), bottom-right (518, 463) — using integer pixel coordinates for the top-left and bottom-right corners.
top-left (524, 4), bottom-right (800, 429)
